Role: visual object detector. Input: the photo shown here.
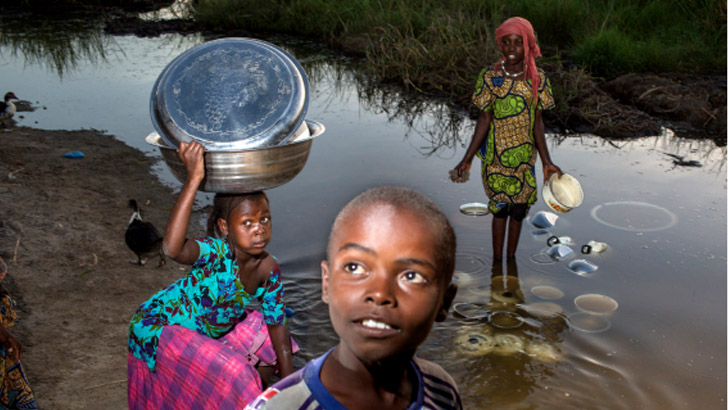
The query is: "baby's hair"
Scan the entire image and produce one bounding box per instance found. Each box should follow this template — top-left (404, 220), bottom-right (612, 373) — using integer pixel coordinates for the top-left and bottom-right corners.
top-left (206, 191), bottom-right (269, 238)
top-left (328, 186), bottom-right (457, 284)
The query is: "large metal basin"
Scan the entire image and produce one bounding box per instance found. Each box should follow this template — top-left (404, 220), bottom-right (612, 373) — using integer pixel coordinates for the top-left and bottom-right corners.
top-left (146, 120), bottom-right (324, 193)
top-left (151, 37), bottom-right (309, 151)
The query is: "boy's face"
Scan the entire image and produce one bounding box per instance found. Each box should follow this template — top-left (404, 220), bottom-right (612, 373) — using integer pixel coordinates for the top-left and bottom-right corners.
top-left (321, 203), bottom-right (455, 365)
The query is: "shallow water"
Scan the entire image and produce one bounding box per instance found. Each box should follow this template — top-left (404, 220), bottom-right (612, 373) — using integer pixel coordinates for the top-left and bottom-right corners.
top-left (2, 20), bottom-right (726, 409)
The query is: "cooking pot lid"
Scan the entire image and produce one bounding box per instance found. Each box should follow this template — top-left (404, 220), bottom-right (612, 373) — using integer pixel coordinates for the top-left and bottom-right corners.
top-left (151, 37), bottom-right (309, 150)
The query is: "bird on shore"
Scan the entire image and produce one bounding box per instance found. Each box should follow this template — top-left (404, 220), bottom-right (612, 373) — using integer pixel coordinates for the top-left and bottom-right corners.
top-left (125, 199), bottom-right (165, 267)
top-left (0, 92), bottom-right (19, 125)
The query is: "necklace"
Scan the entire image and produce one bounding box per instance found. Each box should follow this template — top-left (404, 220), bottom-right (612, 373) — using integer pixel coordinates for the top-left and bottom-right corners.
top-left (501, 62), bottom-right (523, 78)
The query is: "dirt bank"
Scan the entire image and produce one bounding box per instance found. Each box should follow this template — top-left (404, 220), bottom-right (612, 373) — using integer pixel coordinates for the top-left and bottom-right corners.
top-left (0, 127), bottom-right (207, 409)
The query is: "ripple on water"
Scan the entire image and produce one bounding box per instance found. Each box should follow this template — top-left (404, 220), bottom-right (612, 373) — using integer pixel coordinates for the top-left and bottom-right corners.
top-left (574, 293), bottom-right (618, 315)
top-left (531, 285), bottom-right (565, 300)
top-left (567, 312), bottom-right (612, 333)
top-left (590, 201), bottom-right (678, 232)
top-left (455, 248), bottom-right (490, 275)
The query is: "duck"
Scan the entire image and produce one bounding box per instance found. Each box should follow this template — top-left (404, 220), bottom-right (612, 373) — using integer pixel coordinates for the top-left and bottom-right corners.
top-left (125, 199), bottom-right (166, 267)
top-left (0, 92), bottom-right (18, 124)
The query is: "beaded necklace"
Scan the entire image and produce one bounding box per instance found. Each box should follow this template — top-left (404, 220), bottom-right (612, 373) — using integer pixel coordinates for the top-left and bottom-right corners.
top-left (501, 61), bottom-right (523, 78)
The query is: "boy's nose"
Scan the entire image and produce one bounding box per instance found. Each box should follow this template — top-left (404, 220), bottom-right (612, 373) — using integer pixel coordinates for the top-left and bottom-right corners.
top-left (364, 272), bottom-right (396, 306)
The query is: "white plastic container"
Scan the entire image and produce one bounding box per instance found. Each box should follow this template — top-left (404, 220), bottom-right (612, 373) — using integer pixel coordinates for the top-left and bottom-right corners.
top-left (542, 173), bottom-right (584, 213)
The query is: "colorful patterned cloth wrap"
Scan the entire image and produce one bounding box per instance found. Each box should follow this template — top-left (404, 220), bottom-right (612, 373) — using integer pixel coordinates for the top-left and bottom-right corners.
top-left (128, 309), bottom-right (300, 409)
top-left (245, 348), bottom-right (463, 410)
top-left (472, 66), bottom-right (555, 214)
top-left (128, 236), bottom-right (288, 371)
top-left (0, 257), bottom-right (38, 410)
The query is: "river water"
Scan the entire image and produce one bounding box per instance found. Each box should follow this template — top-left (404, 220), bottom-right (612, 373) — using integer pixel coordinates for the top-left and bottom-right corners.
top-left (1, 14), bottom-right (726, 409)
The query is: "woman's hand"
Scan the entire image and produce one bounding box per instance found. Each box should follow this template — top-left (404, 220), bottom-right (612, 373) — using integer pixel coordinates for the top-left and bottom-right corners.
top-left (178, 141), bottom-right (206, 184)
top-left (543, 164), bottom-right (562, 183)
top-left (450, 160), bottom-right (472, 183)
top-left (0, 325), bottom-right (21, 361)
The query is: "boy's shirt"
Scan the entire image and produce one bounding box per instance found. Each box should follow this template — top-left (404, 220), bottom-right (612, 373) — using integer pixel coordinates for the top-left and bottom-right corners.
top-left (246, 348), bottom-right (463, 410)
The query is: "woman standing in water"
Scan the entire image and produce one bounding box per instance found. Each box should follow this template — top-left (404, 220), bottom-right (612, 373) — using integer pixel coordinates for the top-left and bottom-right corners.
top-left (452, 16), bottom-right (562, 260)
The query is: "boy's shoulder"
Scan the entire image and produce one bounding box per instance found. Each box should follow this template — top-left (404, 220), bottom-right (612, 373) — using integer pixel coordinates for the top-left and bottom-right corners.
top-left (245, 359), bottom-right (317, 410)
top-left (413, 356), bottom-right (463, 410)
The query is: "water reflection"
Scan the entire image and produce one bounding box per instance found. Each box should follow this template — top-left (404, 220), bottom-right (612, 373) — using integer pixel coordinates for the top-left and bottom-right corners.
top-left (0, 12), bottom-right (109, 77)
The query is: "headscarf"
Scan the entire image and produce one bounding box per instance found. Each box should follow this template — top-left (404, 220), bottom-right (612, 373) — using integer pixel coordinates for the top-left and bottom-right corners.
top-left (495, 17), bottom-right (541, 105)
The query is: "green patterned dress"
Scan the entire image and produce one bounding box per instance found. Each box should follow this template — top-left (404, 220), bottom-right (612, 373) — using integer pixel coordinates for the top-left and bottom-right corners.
top-left (472, 66), bottom-right (555, 214)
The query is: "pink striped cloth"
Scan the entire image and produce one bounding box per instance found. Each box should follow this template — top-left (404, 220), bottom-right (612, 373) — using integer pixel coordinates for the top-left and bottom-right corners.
top-left (128, 309), bottom-right (298, 410)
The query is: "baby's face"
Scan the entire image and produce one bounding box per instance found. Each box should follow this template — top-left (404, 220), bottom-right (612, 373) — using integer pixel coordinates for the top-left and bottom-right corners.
top-left (321, 203), bottom-right (449, 365)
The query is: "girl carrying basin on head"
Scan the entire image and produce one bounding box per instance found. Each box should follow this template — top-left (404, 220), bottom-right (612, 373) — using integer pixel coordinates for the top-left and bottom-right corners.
top-left (127, 141), bottom-right (298, 409)
top-left (451, 16), bottom-right (563, 260)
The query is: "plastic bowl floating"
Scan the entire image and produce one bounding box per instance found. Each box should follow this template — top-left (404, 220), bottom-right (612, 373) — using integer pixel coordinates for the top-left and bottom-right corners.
top-left (489, 311), bottom-right (524, 329)
top-left (542, 173), bottom-right (584, 214)
top-left (574, 294), bottom-right (619, 315)
top-left (151, 37), bottom-right (310, 151)
top-left (530, 285), bottom-right (564, 300)
top-left (546, 245), bottom-right (574, 260)
top-left (146, 120), bottom-right (324, 193)
top-left (529, 211), bottom-right (559, 228)
top-left (568, 312), bottom-right (611, 333)
top-left (567, 259), bottom-right (599, 275)
top-left (459, 202), bottom-right (489, 217)
top-left (455, 330), bottom-right (495, 356)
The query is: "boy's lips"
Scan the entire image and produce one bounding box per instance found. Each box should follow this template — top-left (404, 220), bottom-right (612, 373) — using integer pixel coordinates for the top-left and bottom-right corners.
top-left (352, 316), bottom-right (400, 337)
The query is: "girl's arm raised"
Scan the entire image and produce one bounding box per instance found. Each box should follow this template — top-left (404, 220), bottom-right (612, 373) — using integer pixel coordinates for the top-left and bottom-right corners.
top-left (533, 109), bottom-right (562, 182)
top-left (267, 323), bottom-right (294, 378)
top-left (452, 111), bottom-right (493, 181)
top-left (163, 141), bottom-right (205, 265)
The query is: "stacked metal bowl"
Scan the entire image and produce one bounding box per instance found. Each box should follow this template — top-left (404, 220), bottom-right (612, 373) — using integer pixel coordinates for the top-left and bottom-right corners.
top-left (146, 37), bottom-right (325, 193)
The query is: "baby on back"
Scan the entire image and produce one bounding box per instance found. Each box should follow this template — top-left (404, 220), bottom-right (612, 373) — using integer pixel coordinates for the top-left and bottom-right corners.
top-left (247, 186), bottom-right (462, 410)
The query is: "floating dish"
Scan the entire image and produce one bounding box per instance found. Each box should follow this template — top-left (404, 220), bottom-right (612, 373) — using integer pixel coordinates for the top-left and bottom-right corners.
top-left (489, 311), bottom-right (524, 329)
top-left (530, 211), bottom-right (559, 228)
top-left (452, 303), bottom-right (490, 320)
top-left (547, 245), bottom-right (574, 260)
top-left (567, 259), bottom-right (599, 275)
top-left (492, 333), bottom-right (525, 355)
top-left (455, 331), bottom-right (495, 356)
top-left (459, 202), bottom-right (489, 217)
top-left (581, 240), bottom-right (609, 254)
top-left (151, 37), bottom-right (310, 151)
top-left (542, 173), bottom-right (584, 214)
top-left (531, 229), bottom-right (552, 240)
top-left (525, 341), bottom-right (563, 362)
top-left (530, 285), bottom-right (565, 300)
top-left (574, 294), bottom-right (618, 315)
top-left (567, 312), bottom-right (611, 333)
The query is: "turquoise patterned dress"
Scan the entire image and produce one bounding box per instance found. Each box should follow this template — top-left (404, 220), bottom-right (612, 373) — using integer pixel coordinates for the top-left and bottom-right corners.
top-left (128, 237), bottom-right (287, 371)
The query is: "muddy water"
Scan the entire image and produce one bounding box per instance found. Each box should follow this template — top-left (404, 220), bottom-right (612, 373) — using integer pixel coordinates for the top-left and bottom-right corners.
top-left (2, 28), bottom-right (726, 409)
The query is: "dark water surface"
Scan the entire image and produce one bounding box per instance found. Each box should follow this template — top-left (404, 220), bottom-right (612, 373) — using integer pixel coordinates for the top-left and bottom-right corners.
top-left (2, 24), bottom-right (726, 409)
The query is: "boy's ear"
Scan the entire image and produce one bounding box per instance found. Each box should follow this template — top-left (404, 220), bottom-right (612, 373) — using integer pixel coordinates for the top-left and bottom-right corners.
top-left (321, 261), bottom-right (330, 304)
top-left (435, 283), bottom-right (458, 322)
top-left (217, 218), bottom-right (228, 236)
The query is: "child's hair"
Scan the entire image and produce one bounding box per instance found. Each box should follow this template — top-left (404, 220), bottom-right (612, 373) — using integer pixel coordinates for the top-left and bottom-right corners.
top-left (328, 186), bottom-right (457, 284)
top-left (206, 191), bottom-right (269, 238)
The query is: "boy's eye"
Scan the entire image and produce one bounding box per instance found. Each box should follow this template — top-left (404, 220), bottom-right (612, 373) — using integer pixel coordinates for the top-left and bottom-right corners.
top-left (402, 271), bottom-right (427, 284)
top-left (344, 263), bottom-right (365, 275)
top-left (242, 220), bottom-right (252, 226)
top-left (261, 216), bottom-right (271, 223)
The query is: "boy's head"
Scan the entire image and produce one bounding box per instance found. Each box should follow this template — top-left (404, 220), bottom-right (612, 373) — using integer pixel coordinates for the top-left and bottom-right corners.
top-left (321, 186), bottom-right (457, 364)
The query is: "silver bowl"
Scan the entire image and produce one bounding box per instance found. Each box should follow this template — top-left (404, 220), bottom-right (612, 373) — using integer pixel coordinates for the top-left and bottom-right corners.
top-left (151, 37), bottom-right (309, 151)
top-left (146, 120), bottom-right (325, 193)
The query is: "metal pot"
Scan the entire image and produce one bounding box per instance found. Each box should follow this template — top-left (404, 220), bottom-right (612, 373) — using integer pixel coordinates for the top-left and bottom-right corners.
top-left (150, 37), bottom-right (309, 151)
top-left (146, 120), bottom-right (325, 193)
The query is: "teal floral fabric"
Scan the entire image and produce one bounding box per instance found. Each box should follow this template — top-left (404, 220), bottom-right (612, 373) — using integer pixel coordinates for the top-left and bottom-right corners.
top-left (128, 237), bottom-right (287, 371)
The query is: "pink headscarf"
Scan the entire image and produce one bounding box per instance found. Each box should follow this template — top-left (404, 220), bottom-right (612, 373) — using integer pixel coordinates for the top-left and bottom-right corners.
top-left (495, 17), bottom-right (541, 104)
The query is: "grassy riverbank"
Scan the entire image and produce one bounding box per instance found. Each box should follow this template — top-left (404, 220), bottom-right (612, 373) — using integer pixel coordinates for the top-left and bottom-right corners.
top-left (190, 0), bottom-right (725, 137)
